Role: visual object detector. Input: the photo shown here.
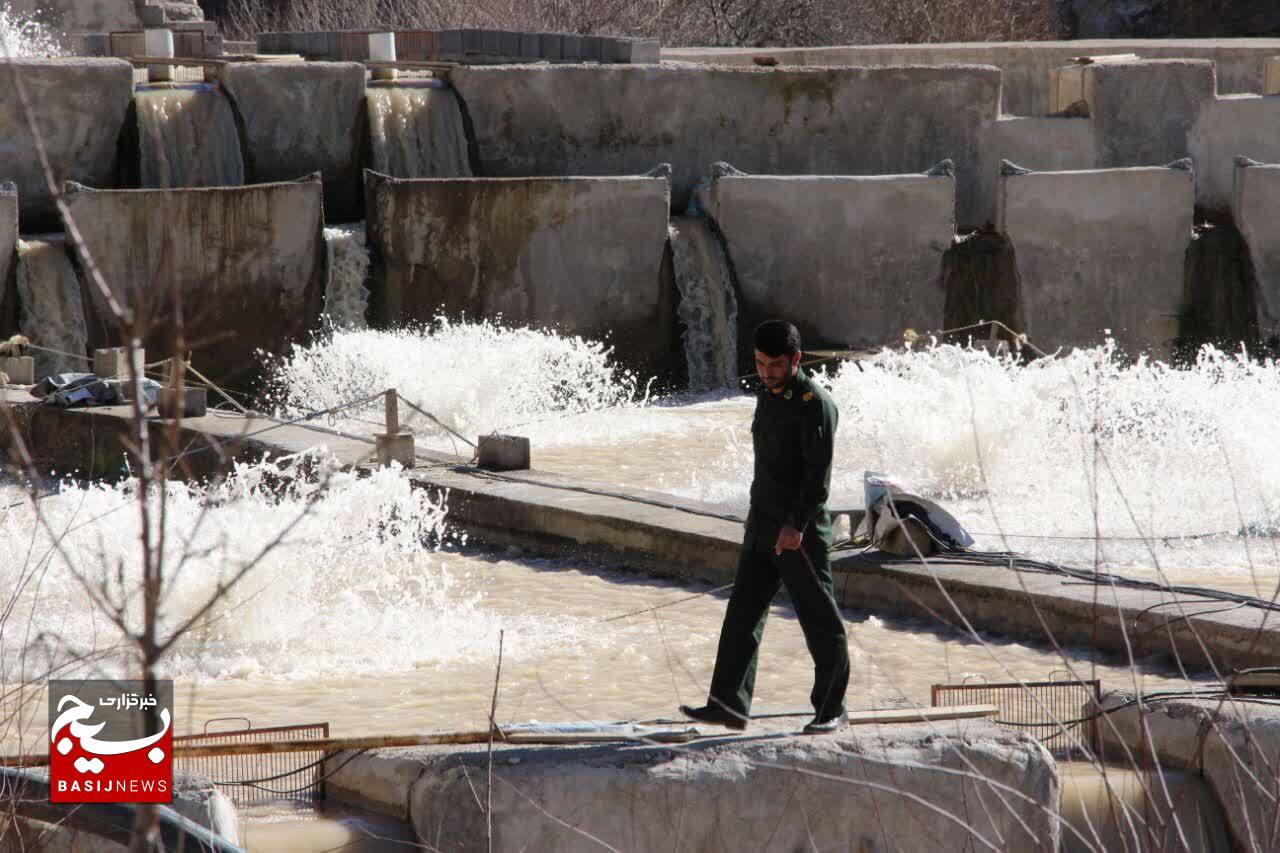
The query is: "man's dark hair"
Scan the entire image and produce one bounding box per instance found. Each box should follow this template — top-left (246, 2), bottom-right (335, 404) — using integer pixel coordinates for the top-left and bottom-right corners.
top-left (754, 320), bottom-right (802, 358)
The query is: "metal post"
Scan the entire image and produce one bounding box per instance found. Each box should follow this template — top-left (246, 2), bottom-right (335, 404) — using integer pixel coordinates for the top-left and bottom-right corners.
top-left (385, 388), bottom-right (399, 434)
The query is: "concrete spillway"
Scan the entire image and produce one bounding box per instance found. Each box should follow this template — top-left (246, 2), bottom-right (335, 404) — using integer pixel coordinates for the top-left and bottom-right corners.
top-left (134, 84), bottom-right (245, 189)
top-left (668, 215), bottom-right (738, 388)
top-left (322, 223), bottom-right (370, 327)
top-left (365, 82), bottom-right (472, 179)
top-left (16, 235), bottom-right (87, 378)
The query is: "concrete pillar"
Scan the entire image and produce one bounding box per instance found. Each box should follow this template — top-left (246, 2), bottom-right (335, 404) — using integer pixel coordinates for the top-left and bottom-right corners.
top-left (145, 29), bottom-right (175, 83)
top-left (477, 435), bottom-right (530, 471)
top-left (1266, 58), bottom-right (1280, 96)
top-left (158, 386), bottom-right (208, 418)
top-left (0, 357), bottom-right (35, 385)
top-left (375, 389), bottom-right (415, 468)
top-left (93, 347), bottom-right (132, 379)
top-left (369, 32), bottom-right (397, 82)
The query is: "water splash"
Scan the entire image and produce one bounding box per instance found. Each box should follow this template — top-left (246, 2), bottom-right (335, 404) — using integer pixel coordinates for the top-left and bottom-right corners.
top-left (261, 320), bottom-right (651, 451)
top-left (322, 223), bottom-right (370, 328)
top-left (366, 83), bottom-right (472, 179)
top-left (16, 235), bottom-right (87, 378)
top-left (0, 453), bottom-right (589, 681)
top-left (0, 8), bottom-right (63, 57)
top-left (669, 216), bottom-right (739, 389)
top-left (135, 85), bottom-right (245, 189)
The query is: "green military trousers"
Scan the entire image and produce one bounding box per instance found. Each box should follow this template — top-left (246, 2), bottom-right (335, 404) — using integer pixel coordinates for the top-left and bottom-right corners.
top-left (707, 531), bottom-right (850, 720)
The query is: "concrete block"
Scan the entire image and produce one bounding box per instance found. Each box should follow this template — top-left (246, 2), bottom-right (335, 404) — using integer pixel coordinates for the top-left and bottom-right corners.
top-left (1233, 158), bottom-right (1280, 338)
top-left (364, 170), bottom-right (674, 375)
top-left (976, 117), bottom-right (1096, 227)
top-left (999, 163), bottom-right (1194, 359)
top-left (375, 431), bottom-right (415, 468)
top-left (449, 64), bottom-right (1000, 227)
top-left (220, 62), bottom-right (366, 221)
top-left (94, 347), bottom-right (130, 379)
top-left (1050, 63), bottom-right (1087, 113)
top-left (1, 357), bottom-right (34, 385)
top-left (612, 38), bottom-right (659, 64)
top-left (1267, 57), bottom-right (1280, 95)
top-left (1189, 95), bottom-right (1280, 216)
top-left (0, 59), bottom-right (134, 232)
top-left (477, 434), bottom-right (530, 471)
top-left (1075, 60), bottom-right (1216, 168)
top-left (709, 170), bottom-right (954, 353)
top-left (560, 35), bottom-right (581, 61)
top-left (66, 176), bottom-right (326, 386)
top-left (326, 717), bottom-right (1060, 852)
top-left (157, 386), bottom-right (208, 418)
top-left (538, 33), bottom-right (562, 60)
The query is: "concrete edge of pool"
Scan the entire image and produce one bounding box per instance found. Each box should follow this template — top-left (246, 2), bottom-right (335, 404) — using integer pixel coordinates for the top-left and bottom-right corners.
top-left (5, 387), bottom-right (1273, 674)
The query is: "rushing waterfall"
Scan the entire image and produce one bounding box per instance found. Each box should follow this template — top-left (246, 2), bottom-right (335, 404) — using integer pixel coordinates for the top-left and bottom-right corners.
top-left (16, 235), bottom-right (88, 379)
top-left (135, 84), bottom-right (245, 189)
top-left (668, 216), bottom-right (739, 389)
top-left (323, 223), bottom-right (370, 327)
top-left (366, 81), bottom-right (472, 178)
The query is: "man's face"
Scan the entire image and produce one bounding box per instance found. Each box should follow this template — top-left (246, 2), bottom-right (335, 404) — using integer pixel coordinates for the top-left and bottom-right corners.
top-left (755, 349), bottom-right (799, 393)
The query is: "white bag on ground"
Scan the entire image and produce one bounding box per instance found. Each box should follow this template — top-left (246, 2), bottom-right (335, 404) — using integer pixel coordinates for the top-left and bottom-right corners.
top-left (856, 471), bottom-right (974, 557)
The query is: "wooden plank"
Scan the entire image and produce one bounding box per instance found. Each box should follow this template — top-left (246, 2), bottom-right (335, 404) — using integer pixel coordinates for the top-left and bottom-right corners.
top-left (846, 704), bottom-right (999, 726)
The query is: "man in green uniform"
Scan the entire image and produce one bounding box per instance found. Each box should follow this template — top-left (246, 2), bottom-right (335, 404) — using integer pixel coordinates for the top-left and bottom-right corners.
top-left (680, 320), bottom-right (850, 734)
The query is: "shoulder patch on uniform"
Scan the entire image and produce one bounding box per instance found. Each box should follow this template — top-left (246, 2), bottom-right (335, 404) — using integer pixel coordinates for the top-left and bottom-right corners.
top-left (803, 391), bottom-right (814, 402)
top-left (783, 389), bottom-right (793, 400)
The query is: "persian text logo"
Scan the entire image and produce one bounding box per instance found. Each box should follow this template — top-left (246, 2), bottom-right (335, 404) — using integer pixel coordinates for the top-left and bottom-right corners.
top-left (48, 679), bottom-right (173, 803)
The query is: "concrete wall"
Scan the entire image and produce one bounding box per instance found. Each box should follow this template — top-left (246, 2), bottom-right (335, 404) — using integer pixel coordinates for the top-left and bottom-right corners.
top-left (999, 164), bottom-right (1194, 359)
top-left (0, 184), bottom-right (16, 337)
top-left (664, 39), bottom-right (1280, 116)
top-left (709, 169), bottom-right (954, 352)
top-left (364, 170), bottom-right (675, 374)
top-left (220, 62), bottom-right (367, 221)
top-left (449, 63), bottom-right (1001, 227)
top-left (0, 59), bottom-right (134, 232)
top-left (1233, 159), bottom-right (1280, 338)
top-left (1190, 95), bottom-right (1280, 215)
top-left (65, 176), bottom-right (326, 384)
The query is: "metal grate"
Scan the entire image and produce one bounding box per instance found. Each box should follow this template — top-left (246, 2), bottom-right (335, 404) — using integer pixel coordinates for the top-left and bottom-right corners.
top-left (338, 30), bottom-right (438, 62)
top-left (173, 720), bottom-right (330, 806)
top-left (108, 30), bottom-right (207, 58)
top-left (932, 678), bottom-right (1101, 756)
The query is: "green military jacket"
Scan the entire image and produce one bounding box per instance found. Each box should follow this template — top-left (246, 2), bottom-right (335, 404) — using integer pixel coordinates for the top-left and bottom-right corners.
top-left (745, 365), bottom-right (839, 548)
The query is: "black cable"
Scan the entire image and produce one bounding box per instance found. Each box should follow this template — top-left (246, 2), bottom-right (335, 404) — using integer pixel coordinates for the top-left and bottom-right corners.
top-left (210, 746), bottom-right (371, 795)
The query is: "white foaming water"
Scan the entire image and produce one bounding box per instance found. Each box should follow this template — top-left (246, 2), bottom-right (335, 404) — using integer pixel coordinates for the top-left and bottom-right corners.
top-left (322, 223), bottom-right (370, 327)
top-left (0, 7), bottom-right (62, 57)
top-left (669, 216), bottom-right (739, 389)
top-left (135, 85), bottom-right (245, 189)
top-left (262, 319), bottom-right (678, 452)
top-left (365, 83), bottom-right (471, 178)
top-left (16, 235), bottom-right (88, 378)
top-left (0, 454), bottom-right (592, 684)
top-left (265, 326), bottom-right (1280, 584)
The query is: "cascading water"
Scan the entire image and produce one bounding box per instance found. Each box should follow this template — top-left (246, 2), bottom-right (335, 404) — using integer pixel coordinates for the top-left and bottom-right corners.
top-left (322, 223), bottom-right (370, 327)
top-left (16, 235), bottom-right (88, 378)
top-left (0, 7), bottom-right (62, 57)
top-left (668, 216), bottom-right (740, 389)
top-left (365, 82), bottom-right (472, 179)
top-left (134, 84), bottom-right (245, 189)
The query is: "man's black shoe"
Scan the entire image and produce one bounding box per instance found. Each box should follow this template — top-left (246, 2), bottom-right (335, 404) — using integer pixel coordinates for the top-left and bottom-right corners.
top-left (802, 710), bottom-right (848, 734)
top-left (679, 703), bottom-right (748, 731)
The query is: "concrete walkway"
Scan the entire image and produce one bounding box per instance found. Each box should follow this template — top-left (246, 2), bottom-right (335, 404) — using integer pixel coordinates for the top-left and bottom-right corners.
top-left (4, 387), bottom-right (1277, 671)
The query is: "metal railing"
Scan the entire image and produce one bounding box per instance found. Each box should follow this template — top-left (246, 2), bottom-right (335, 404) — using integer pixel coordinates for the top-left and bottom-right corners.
top-left (173, 720), bottom-right (330, 806)
top-left (932, 677), bottom-right (1102, 757)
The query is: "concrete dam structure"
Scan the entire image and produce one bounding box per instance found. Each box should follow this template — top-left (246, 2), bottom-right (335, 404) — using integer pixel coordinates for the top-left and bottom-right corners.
top-left (5, 44), bottom-right (1280, 384)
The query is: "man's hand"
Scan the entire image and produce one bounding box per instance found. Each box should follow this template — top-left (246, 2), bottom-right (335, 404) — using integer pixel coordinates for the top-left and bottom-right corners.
top-left (774, 524), bottom-right (803, 555)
